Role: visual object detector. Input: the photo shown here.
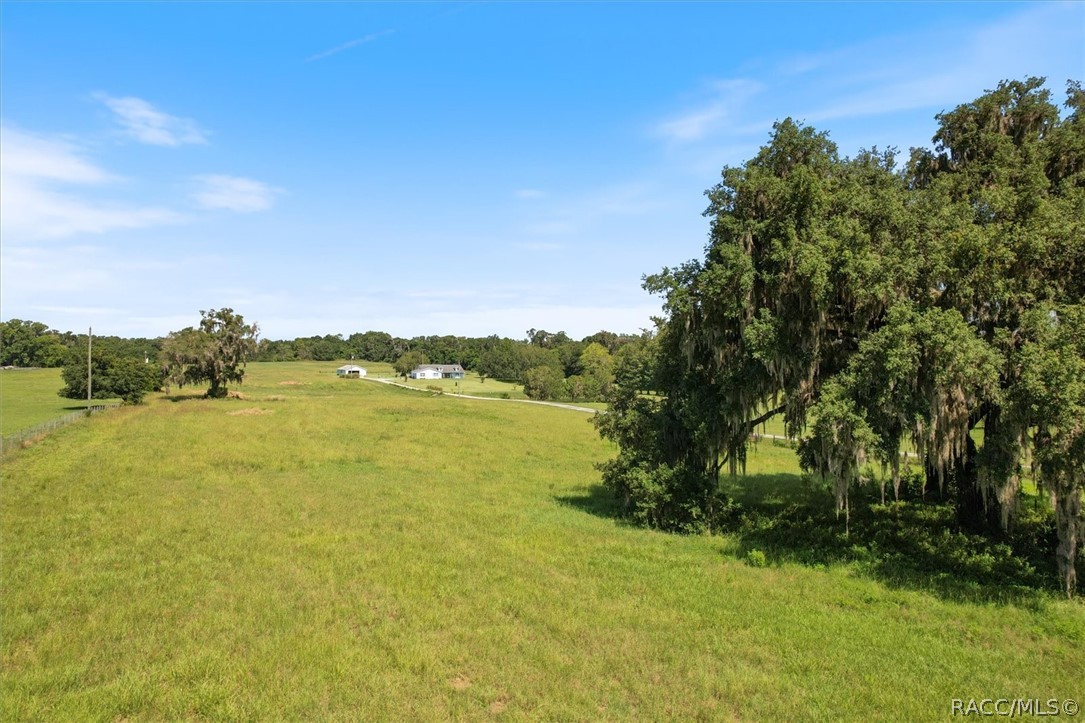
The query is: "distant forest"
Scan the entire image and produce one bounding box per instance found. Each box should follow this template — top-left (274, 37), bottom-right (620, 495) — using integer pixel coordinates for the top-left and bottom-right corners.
top-left (0, 318), bottom-right (645, 383)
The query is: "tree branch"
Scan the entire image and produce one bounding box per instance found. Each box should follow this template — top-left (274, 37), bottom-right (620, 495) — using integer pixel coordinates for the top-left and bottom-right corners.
top-left (746, 403), bottom-right (786, 435)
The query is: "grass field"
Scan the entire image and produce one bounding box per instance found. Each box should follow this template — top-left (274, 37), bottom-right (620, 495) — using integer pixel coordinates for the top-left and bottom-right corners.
top-left (0, 368), bottom-right (119, 436)
top-left (2, 362), bottom-right (1082, 720)
top-left (391, 371), bottom-right (528, 400)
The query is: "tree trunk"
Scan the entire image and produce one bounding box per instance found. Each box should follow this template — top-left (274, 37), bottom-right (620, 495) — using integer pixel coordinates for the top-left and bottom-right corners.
top-left (207, 376), bottom-right (226, 398)
top-left (1053, 477), bottom-right (1081, 598)
top-left (948, 435), bottom-right (1003, 534)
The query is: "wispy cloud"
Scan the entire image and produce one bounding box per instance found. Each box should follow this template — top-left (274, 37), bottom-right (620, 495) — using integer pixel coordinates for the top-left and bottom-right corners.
top-left (520, 181), bottom-right (667, 239)
top-left (652, 2), bottom-right (1083, 158)
top-left (514, 188), bottom-right (546, 200)
top-left (191, 174), bottom-right (283, 213)
top-left (801, 2), bottom-right (1085, 125)
top-left (306, 29), bottom-right (394, 62)
top-left (0, 125), bottom-right (180, 241)
top-left (95, 94), bottom-right (208, 146)
top-left (1, 126), bottom-right (115, 184)
top-left (654, 79), bottom-right (763, 143)
top-left (514, 241), bottom-right (563, 252)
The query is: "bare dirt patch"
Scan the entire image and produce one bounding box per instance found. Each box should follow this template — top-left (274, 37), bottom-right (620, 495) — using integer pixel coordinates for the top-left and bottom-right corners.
top-left (489, 697), bottom-right (509, 715)
top-left (278, 381), bottom-right (304, 386)
top-left (449, 674), bottom-right (472, 691)
top-left (227, 408), bottom-right (273, 417)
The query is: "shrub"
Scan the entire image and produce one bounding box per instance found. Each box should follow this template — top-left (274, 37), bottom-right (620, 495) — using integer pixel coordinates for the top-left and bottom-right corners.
top-left (746, 549), bottom-right (767, 568)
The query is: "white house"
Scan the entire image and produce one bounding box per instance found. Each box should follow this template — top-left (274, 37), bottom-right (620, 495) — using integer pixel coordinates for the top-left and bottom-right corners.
top-left (336, 364), bottom-right (367, 378)
top-left (409, 364), bottom-right (465, 380)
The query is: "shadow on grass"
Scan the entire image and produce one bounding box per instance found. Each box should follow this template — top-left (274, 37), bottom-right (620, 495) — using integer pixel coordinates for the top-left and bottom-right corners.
top-left (62, 402), bottom-right (122, 411)
top-left (560, 472), bottom-right (1064, 606)
top-left (163, 392), bottom-right (209, 403)
top-left (554, 484), bottom-right (624, 521)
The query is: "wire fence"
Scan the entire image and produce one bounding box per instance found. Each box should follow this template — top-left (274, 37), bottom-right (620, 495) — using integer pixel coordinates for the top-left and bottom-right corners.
top-left (1, 404), bottom-right (120, 456)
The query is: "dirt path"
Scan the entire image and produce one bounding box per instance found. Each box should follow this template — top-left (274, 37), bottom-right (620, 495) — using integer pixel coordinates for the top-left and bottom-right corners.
top-left (368, 378), bottom-right (921, 457)
top-left (367, 377), bottom-right (600, 413)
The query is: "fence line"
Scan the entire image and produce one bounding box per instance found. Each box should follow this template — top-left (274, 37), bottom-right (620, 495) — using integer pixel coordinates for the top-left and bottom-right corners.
top-left (1, 404), bottom-right (120, 455)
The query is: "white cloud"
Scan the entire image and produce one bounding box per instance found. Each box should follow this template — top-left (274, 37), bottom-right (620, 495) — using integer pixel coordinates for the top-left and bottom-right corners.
top-left (0, 125), bottom-right (181, 241)
top-left (514, 242), bottom-right (563, 252)
top-left (190, 174), bottom-right (282, 213)
top-left (95, 94), bottom-right (208, 146)
top-left (258, 301), bottom-right (660, 341)
top-left (654, 79), bottom-right (764, 143)
top-left (306, 29), bottom-right (394, 62)
top-left (514, 188), bottom-right (546, 200)
top-left (803, 3), bottom-right (1084, 125)
top-left (1, 126), bottom-right (115, 183)
top-left (652, 3), bottom-right (1083, 158)
top-left (520, 181), bottom-right (668, 238)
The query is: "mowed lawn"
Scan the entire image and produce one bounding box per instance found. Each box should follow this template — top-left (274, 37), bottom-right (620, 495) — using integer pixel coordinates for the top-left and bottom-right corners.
top-left (2, 363), bottom-right (1082, 720)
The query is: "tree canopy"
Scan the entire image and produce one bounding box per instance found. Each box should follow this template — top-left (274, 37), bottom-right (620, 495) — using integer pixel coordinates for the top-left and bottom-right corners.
top-left (59, 350), bottom-right (160, 405)
top-left (1, 320), bottom-right (68, 368)
top-left (160, 308), bottom-right (258, 398)
top-left (394, 350), bottom-right (429, 378)
top-left (596, 78), bottom-right (1085, 595)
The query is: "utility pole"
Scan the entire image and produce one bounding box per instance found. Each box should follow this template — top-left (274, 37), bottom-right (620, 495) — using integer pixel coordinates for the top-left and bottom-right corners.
top-left (87, 326), bottom-right (92, 407)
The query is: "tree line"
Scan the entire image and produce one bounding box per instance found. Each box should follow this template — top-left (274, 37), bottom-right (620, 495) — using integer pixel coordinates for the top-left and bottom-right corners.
top-left (595, 78), bottom-right (1084, 596)
top-left (2, 316), bottom-right (644, 404)
top-left (1, 319), bottom-right (162, 369)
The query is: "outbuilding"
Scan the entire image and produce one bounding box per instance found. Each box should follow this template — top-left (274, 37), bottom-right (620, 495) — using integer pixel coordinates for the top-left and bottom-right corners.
top-left (336, 364), bottom-right (367, 378)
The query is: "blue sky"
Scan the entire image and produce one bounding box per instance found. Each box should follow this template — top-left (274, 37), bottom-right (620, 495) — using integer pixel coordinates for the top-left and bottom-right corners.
top-left (2, 2), bottom-right (1082, 341)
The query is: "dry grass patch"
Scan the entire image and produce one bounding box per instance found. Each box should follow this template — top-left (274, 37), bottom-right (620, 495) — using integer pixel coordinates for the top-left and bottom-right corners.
top-left (449, 674), bottom-right (472, 691)
top-left (226, 407), bottom-right (273, 417)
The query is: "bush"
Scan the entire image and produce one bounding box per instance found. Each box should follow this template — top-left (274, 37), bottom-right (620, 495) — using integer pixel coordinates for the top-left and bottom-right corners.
top-left (746, 549), bottom-right (767, 568)
top-left (522, 365), bottom-right (567, 401)
top-left (59, 351), bottom-right (160, 405)
top-left (598, 456), bottom-right (718, 532)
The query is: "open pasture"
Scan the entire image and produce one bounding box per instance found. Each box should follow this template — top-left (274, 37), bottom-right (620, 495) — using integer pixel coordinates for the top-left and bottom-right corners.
top-left (392, 371), bottom-right (528, 400)
top-left (2, 362), bottom-right (1082, 720)
top-left (0, 367), bottom-right (119, 436)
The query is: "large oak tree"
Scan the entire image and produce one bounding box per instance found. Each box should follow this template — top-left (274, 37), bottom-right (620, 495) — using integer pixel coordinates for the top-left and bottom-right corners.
top-left (597, 78), bottom-right (1085, 595)
top-left (160, 308), bottom-right (258, 398)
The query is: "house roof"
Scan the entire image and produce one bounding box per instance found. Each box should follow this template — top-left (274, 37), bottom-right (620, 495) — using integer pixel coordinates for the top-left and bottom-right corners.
top-left (337, 364), bottom-right (366, 371)
top-left (411, 364), bottom-right (465, 373)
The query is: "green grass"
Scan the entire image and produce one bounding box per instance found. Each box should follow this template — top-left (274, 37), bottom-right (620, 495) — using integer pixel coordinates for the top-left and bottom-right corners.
top-left (3, 362), bottom-right (1082, 720)
top-left (391, 371), bottom-right (528, 399)
top-left (0, 368), bottom-right (119, 436)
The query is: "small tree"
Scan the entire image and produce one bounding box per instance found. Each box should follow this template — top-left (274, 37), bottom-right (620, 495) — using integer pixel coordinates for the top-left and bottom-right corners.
top-left (161, 308), bottom-right (258, 398)
top-left (523, 365), bottom-right (567, 401)
top-left (59, 351), bottom-right (159, 405)
top-left (394, 350), bottom-right (428, 379)
top-left (478, 338), bottom-right (525, 381)
top-left (565, 374), bottom-right (601, 402)
top-left (578, 342), bottom-right (615, 397)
